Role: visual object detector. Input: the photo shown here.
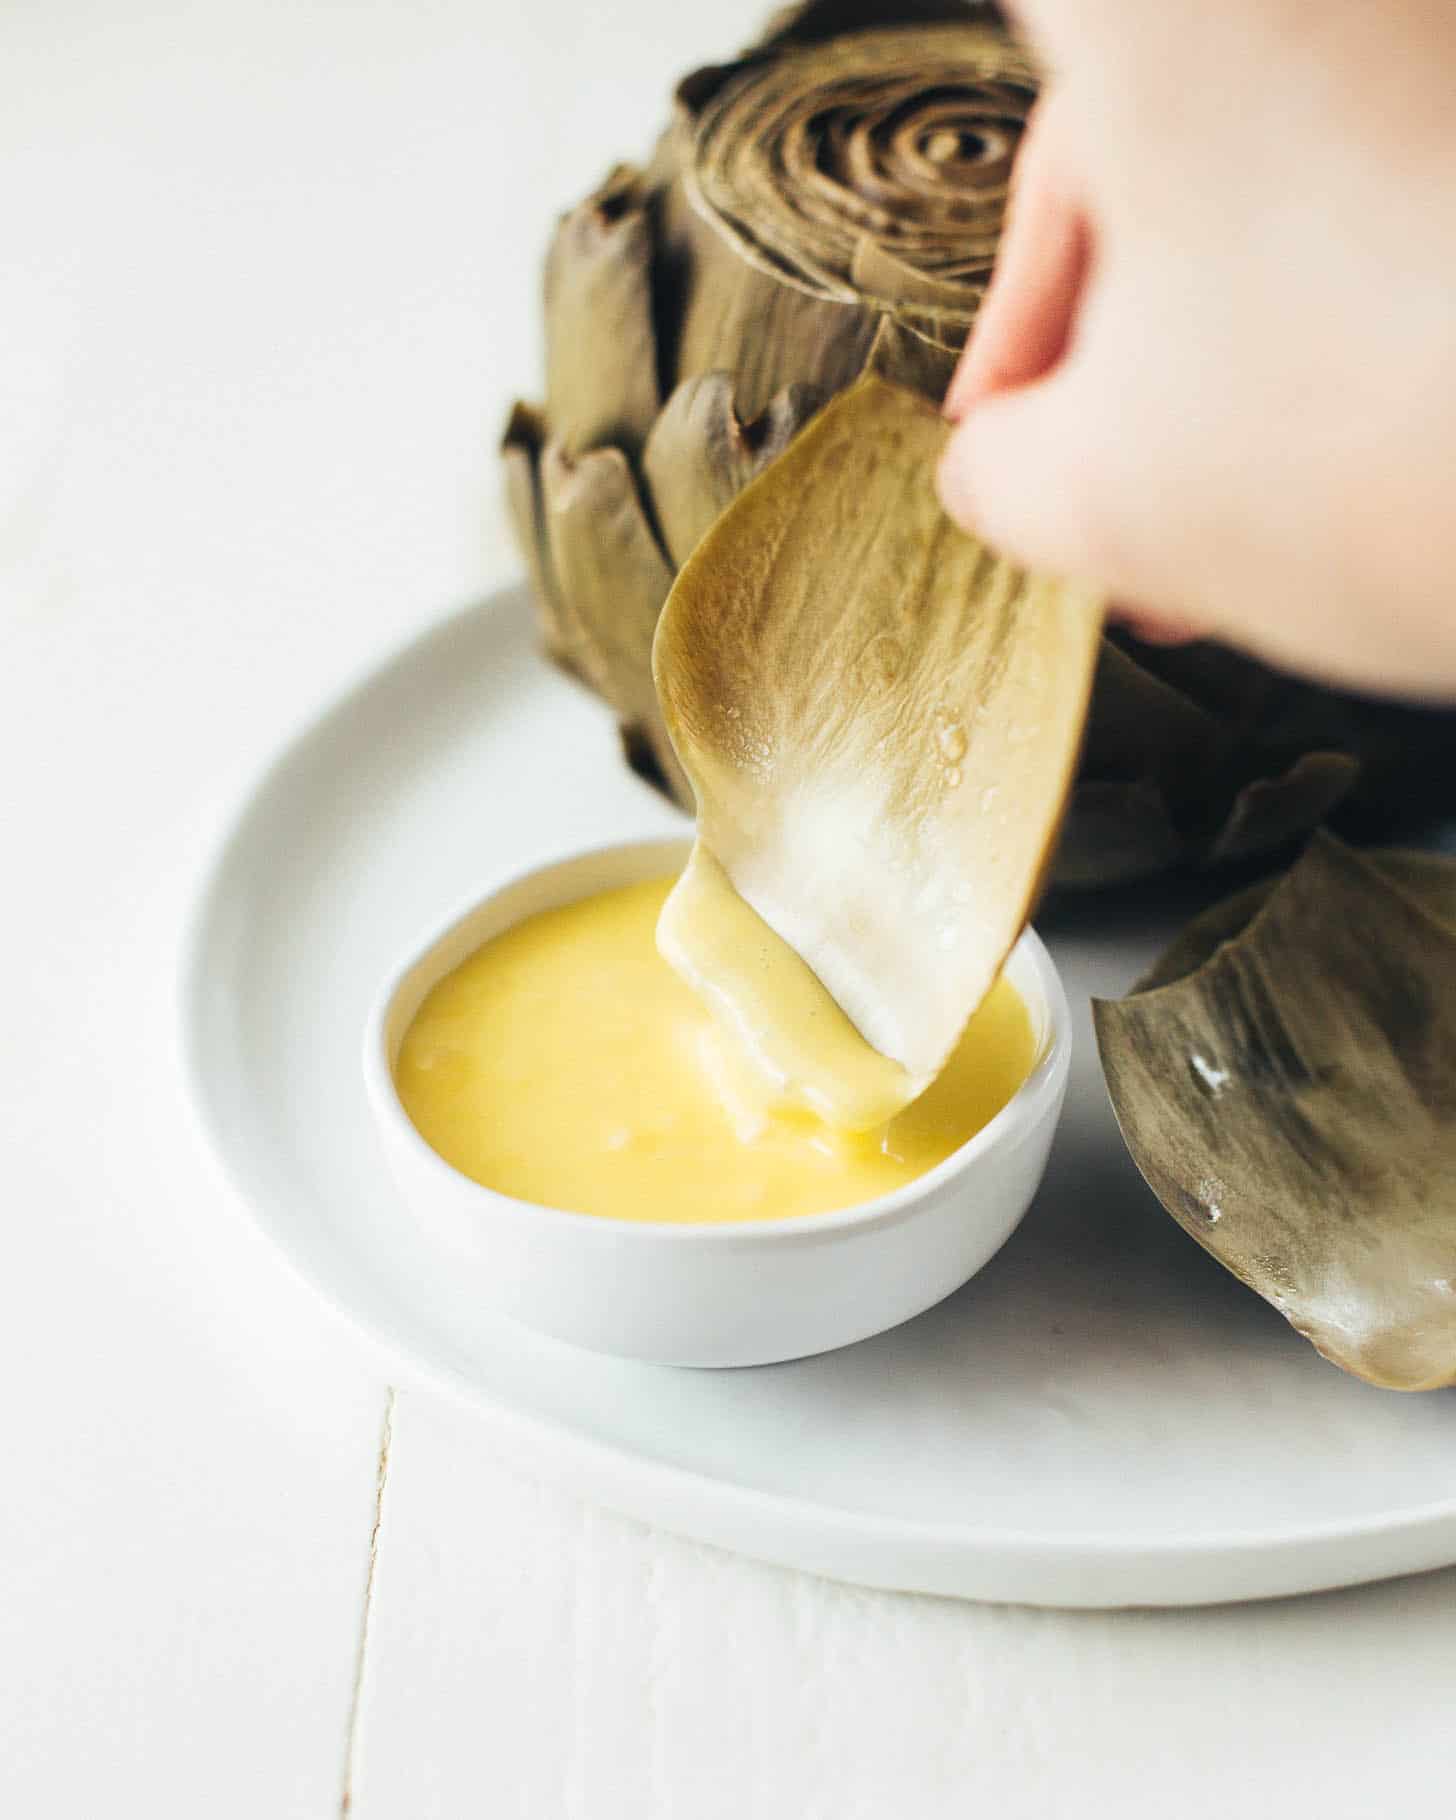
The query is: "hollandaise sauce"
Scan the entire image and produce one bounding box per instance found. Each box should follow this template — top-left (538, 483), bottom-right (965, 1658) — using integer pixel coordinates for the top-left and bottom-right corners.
top-left (394, 870), bottom-right (1035, 1224)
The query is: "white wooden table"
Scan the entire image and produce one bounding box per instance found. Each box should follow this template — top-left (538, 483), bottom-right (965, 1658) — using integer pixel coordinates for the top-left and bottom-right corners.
top-left (4, 4), bottom-right (1454, 1814)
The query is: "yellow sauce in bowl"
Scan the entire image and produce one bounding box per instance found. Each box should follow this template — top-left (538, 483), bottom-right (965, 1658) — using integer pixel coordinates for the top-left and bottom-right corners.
top-left (393, 873), bottom-right (1035, 1225)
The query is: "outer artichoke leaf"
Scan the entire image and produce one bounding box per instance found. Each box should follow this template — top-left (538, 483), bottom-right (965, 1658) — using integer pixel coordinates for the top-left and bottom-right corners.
top-left (1134, 841), bottom-right (1456, 994)
top-left (544, 164), bottom-right (661, 460)
top-left (1075, 648), bottom-right (1358, 874)
top-left (539, 439), bottom-right (689, 801)
top-left (1202, 750), bottom-right (1359, 867)
top-left (1051, 778), bottom-right (1186, 888)
top-left (653, 373), bottom-right (1103, 1078)
top-left (1048, 644), bottom-right (1229, 883)
top-left (1372, 847), bottom-right (1456, 934)
top-left (641, 371), bottom-right (826, 569)
top-left (1093, 832), bottom-right (1456, 1391)
top-left (501, 402), bottom-right (576, 674)
top-left (1131, 878), bottom-right (1277, 995)
top-left (1081, 639), bottom-right (1222, 782)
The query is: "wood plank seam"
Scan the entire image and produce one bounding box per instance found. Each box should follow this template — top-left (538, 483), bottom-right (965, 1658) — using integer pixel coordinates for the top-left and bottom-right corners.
top-left (339, 1385), bottom-right (397, 1817)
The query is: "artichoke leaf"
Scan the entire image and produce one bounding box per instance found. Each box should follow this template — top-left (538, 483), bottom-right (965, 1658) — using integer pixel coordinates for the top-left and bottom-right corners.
top-left (544, 164), bottom-right (660, 459)
top-left (1130, 877), bottom-right (1281, 995)
top-left (1371, 848), bottom-right (1456, 934)
top-left (864, 313), bottom-right (961, 404)
top-left (1052, 778), bottom-right (1186, 888)
top-left (1071, 647), bottom-right (1359, 878)
top-left (641, 372), bottom-right (826, 569)
top-left (1094, 833), bottom-right (1456, 1391)
top-left (501, 402), bottom-right (577, 674)
top-left (658, 172), bottom-right (880, 424)
top-left (654, 373), bottom-right (1103, 1079)
top-left (1081, 639), bottom-right (1223, 783)
top-left (849, 235), bottom-right (989, 323)
top-left (1133, 840), bottom-right (1456, 994)
top-left (539, 439), bottom-right (689, 801)
top-left (1201, 750), bottom-right (1359, 867)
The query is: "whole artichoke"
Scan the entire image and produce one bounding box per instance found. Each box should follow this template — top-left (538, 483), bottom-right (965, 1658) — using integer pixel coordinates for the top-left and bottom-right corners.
top-left (503, 0), bottom-right (1454, 885)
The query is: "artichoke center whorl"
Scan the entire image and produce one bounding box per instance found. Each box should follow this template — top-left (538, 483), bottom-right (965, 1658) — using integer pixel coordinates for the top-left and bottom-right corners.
top-left (688, 27), bottom-right (1037, 322)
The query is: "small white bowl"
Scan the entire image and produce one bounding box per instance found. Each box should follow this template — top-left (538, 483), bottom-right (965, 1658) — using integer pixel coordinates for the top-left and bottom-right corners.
top-left (363, 837), bottom-right (1071, 1368)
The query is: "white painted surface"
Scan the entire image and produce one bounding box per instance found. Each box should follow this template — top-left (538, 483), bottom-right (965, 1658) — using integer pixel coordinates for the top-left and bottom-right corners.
top-left (4, 3), bottom-right (1455, 1815)
top-left (356, 1391), bottom-right (1456, 1820)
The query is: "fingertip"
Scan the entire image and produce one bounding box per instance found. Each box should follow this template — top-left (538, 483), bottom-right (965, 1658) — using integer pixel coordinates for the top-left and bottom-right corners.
top-left (935, 379), bottom-right (1100, 583)
top-left (942, 356), bottom-right (978, 427)
top-left (936, 396), bottom-right (1035, 560)
top-left (1110, 604), bottom-right (1208, 647)
top-left (935, 419), bottom-right (979, 530)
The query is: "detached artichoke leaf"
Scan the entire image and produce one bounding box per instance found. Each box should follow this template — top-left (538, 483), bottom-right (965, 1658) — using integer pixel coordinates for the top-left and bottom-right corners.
top-left (539, 439), bottom-right (689, 802)
top-left (543, 164), bottom-right (660, 459)
top-left (1094, 833), bottom-right (1456, 1391)
top-left (1371, 849), bottom-right (1456, 933)
top-left (1131, 878), bottom-right (1283, 996)
top-left (654, 374), bottom-right (1103, 1078)
top-left (1133, 842), bottom-right (1456, 994)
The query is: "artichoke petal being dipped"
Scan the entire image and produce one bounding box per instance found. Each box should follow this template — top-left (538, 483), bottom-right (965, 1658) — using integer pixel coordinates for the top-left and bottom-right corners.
top-left (654, 374), bottom-right (1102, 1087)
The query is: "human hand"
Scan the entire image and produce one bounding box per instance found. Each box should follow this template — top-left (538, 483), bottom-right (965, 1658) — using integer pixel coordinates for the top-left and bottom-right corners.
top-left (936, 0), bottom-right (1456, 700)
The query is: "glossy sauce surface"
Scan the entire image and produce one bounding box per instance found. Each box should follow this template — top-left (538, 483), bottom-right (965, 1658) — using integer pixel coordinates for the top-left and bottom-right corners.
top-left (394, 875), bottom-right (1035, 1224)
top-left (657, 843), bottom-right (923, 1132)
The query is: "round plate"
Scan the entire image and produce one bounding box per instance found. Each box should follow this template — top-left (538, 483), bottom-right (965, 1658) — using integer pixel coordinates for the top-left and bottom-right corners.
top-left (181, 589), bottom-right (1456, 1607)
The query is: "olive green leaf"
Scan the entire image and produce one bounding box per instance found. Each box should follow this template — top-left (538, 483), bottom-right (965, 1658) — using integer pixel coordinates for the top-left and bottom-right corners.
top-left (654, 374), bottom-right (1103, 1077)
top-left (543, 165), bottom-right (660, 460)
top-left (1094, 834), bottom-right (1456, 1390)
top-left (641, 373), bottom-right (826, 570)
top-left (500, 402), bottom-right (573, 672)
top-left (539, 440), bottom-right (688, 801)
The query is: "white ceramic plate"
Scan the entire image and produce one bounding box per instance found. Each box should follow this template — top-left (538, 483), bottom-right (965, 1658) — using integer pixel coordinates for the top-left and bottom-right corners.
top-left (181, 588), bottom-right (1456, 1608)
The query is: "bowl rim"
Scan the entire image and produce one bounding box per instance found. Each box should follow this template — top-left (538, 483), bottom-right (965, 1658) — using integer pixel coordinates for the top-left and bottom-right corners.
top-left (362, 834), bottom-right (1072, 1246)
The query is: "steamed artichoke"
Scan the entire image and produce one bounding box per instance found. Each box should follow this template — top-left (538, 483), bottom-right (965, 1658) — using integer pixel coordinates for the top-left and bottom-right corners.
top-left (503, 0), bottom-right (1454, 885)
